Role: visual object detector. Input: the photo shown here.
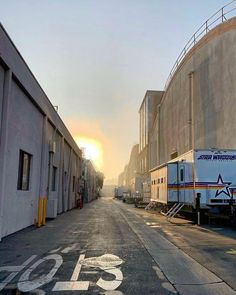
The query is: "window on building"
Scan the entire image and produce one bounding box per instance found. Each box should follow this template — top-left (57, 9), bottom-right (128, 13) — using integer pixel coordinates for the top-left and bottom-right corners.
top-left (161, 178), bottom-right (163, 183)
top-left (17, 150), bottom-right (31, 191)
top-left (180, 168), bottom-right (184, 182)
top-left (72, 176), bottom-right (76, 192)
top-left (51, 166), bottom-right (57, 191)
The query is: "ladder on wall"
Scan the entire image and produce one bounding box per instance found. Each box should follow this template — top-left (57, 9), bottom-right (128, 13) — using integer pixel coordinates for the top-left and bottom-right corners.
top-left (165, 203), bottom-right (184, 220)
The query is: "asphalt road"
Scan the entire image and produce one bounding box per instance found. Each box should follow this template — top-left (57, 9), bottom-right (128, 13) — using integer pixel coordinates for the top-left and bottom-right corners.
top-left (0, 197), bottom-right (236, 295)
top-left (122, 201), bottom-right (236, 291)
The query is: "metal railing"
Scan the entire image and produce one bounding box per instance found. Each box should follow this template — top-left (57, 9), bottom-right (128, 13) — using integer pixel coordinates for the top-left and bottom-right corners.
top-left (164, 0), bottom-right (236, 90)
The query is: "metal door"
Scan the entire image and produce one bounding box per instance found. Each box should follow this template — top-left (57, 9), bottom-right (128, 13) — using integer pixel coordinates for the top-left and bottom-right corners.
top-left (179, 164), bottom-right (185, 203)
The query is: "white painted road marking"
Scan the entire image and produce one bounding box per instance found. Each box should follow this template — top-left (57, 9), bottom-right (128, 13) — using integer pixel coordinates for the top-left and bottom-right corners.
top-left (52, 254), bottom-right (89, 291)
top-left (61, 243), bottom-right (78, 253)
top-left (80, 254), bottom-right (124, 291)
top-left (53, 253), bottom-right (124, 292)
top-left (52, 281), bottom-right (89, 291)
top-left (0, 249), bottom-right (124, 293)
top-left (71, 254), bottom-right (85, 281)
top-left (97, 267), bottom-right (123, 291)
top-left (0, 255), bottom-right (37, 291)
top-left (49, 247), bottom-right (62, 254)
top-left (18, 254), bottom-right (63, 292)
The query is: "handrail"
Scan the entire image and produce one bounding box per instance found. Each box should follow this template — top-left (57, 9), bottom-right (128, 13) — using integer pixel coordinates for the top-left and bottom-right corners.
top-left (164, 0), bottom-right (236, 90)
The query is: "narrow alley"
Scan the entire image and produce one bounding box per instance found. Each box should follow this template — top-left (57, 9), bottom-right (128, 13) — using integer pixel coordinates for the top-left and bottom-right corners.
top-left (1, 197), bottom-right (236, 295)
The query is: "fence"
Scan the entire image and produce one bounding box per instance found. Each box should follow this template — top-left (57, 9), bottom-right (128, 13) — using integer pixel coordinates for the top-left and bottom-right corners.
top-left (164, 0), bottom-right (236, 90)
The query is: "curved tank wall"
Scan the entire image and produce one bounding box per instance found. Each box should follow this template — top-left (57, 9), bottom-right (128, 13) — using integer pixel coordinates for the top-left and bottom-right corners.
top-left (159, 17), bottom-right (236, 165)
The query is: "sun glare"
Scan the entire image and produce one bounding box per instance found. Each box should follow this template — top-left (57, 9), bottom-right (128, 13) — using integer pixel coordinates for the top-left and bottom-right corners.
top-left (74, 136), bottom-right (103, 170)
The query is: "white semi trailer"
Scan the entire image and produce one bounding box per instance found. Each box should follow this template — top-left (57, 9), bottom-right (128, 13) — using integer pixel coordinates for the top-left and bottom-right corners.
top-left (150, 149), bottom-right (236, 211)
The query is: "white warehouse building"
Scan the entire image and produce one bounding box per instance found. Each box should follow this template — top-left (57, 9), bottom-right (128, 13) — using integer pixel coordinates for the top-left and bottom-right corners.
top-left (0, 24), bottom-right (82, 240)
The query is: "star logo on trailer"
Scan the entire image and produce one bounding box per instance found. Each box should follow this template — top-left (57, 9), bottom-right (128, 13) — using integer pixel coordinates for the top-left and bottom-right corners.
top-left (215, 174), bottom-right (232, 198)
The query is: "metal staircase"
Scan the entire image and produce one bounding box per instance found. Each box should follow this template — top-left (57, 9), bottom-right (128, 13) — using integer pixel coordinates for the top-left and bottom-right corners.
top-left (145, 201), bottom-right (157, 211)
top-left (165, 203), bottom-right (184, 220)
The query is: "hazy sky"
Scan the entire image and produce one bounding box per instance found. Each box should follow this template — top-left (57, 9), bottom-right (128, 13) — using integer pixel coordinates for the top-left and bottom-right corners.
top-left (0, 0), bottom-right (229, 183)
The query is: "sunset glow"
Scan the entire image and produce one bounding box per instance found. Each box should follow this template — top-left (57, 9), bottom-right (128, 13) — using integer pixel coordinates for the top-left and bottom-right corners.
top-left (74, 136), bottom-right (104, 170)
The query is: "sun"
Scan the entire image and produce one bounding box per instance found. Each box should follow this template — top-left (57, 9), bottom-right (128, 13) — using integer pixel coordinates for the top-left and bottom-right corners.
top-left (74, 136), bottom-right (103, 170)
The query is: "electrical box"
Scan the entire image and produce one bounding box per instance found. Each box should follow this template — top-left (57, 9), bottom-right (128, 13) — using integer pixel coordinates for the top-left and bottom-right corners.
top-left (49, 141), bottom-right (56, 153)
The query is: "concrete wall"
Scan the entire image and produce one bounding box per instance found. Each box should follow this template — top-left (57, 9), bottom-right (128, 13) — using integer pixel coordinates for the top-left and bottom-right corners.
top-left (0, 65), bottom-right (4, 134)
top-left (2, 80), bottom-right (44, 236)
top-left (158, 17), bottom-right (236, 165)
top-left (0, 24), bottom-right (82, 240)
top-left (49, 130), bottom-right (63, 214)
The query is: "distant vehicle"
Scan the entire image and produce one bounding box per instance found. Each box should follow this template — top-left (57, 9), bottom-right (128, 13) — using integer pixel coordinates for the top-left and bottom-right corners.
top-left (122, 191), bottom-right (130, 202)
top-left (114, 186), bottom-right (128, 199)
top-left (142, 181), bottom-right (151, 203)
top-left (150, 149), bottom-right (236, 214)
top-left (133, 191), bottom-right (143, 206)
top-left (130, 176), bottom-right (143, 198)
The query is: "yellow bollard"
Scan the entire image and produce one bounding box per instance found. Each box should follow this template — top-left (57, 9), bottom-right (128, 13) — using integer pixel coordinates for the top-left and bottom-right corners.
top-left (42, 197), bottom-right (47, 226)
top-left (37, 197), bottom-right (47, 227)
top-left (37, 198), bottom-right (42, 227)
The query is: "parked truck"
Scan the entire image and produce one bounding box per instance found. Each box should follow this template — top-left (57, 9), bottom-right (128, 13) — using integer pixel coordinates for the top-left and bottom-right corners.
top-left (150, 149), bottom-right (236, 213)
top-left (114, 186), bottom-right (128, 199)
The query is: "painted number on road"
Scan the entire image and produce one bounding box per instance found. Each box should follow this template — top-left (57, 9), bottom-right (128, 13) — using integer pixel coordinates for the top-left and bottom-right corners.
top-left (0, 249), bottom-right (124, 293)
top-left (53, 253), bottom-right (124, 291)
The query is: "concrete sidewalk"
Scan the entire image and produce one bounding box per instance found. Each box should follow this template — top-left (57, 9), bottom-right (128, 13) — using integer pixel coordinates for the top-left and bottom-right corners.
top-left (116, 200), bottom-right (236, 295)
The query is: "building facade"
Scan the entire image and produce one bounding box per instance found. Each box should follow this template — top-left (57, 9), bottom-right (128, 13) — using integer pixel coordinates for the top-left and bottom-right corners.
top-left (138, 91), bottom-right (164, 201)
top-left (118, 16), bottom-right (236, 205)
top-left (82, 159), bottom-right (98, 203)
top-left (139, 90), bottom-right (164, 177)
top-left (157, 17), bottom-right (236, 166)
top-left (0, 24), bottom-right (82, 240)
top-left (117, 144), bottom-right (140, 195)
top-left (118, 171), bottom-right (125, 187)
